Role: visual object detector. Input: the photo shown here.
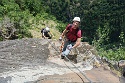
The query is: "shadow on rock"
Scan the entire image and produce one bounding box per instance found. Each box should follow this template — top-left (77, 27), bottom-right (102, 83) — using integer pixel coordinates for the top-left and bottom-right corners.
top-left (0, 76), bottom-right (12, 83)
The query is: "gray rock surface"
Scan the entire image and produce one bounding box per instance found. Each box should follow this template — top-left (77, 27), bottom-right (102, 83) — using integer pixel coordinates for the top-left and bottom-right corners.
top-left (0, 38), bottom-right (50, 74)
top-left (0, 38), bottom-right (123, 83)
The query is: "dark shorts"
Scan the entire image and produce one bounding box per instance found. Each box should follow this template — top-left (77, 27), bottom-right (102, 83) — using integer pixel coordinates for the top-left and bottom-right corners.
top-left (42, 33), bottom-right (51, 39)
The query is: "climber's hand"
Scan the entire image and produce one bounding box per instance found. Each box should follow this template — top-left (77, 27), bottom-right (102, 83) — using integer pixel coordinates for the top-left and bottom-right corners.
top-left (67, 45), bottom-right (73, 50)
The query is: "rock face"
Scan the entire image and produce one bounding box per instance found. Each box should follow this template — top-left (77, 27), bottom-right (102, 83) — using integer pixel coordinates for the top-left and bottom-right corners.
top-left (0, 38), bottom-right (50, 73)
top-left (49, 41), bottom-right (101, 67)
top-left (0, 38), bottom-right (122, 83)
top-left (118, 60), bottom-right (125, 78)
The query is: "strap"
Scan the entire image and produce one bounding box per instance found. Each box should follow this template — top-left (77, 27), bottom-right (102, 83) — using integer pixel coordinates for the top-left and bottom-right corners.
top-left (67, 24), bottom-right (72, 30)
top-left (68, 24), bottom-right (79, 36)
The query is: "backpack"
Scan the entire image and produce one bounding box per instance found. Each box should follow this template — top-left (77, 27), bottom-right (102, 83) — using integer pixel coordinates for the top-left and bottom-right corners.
top-left (41, 28), bottom-right (45, 33)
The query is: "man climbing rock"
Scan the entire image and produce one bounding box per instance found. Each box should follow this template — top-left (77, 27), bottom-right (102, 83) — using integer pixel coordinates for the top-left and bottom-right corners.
top-left (41, 27), bottom-right (52, 39)
top-left (60, 17), bottom-right (82, 63)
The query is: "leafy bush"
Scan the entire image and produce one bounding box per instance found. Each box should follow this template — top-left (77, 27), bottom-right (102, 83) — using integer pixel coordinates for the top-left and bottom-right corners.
top-left (56, 22), bottom-right (66, 33)
top-left (98, 47), bottom-right (125, 61)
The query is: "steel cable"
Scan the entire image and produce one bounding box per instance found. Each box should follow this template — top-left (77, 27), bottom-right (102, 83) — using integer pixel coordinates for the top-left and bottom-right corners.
top-left (46, 39), bottom-right (93, 83)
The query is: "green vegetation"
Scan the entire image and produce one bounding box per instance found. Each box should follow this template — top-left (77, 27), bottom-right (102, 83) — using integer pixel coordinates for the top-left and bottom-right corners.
top-left (0, 0), bottom-right (125, 61)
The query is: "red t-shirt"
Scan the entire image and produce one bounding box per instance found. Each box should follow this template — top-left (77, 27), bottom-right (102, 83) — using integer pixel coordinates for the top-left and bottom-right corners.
top-left (66, 24), bottom-right (81, 42)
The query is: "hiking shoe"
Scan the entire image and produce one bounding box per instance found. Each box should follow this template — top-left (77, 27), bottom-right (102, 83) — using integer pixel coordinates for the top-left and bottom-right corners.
top-left (61, 55), bottom-right (65, 59)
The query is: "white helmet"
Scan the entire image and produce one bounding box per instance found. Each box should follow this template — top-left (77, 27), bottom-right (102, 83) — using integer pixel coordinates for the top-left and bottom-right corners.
top-left (45, 27), bottom-right (49, 31)
top-left (73, 17), bottom-right (80, 22)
